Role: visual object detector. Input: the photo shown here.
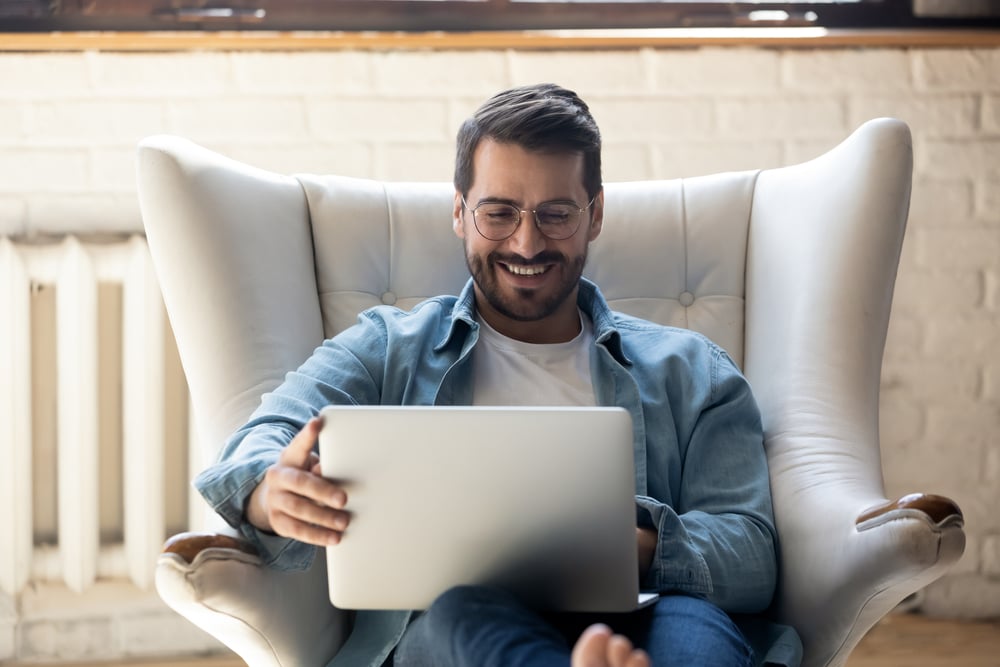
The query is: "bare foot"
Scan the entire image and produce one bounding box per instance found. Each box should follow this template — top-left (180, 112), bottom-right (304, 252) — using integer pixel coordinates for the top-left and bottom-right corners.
top-left (571, 623), bottom-right (651, 667)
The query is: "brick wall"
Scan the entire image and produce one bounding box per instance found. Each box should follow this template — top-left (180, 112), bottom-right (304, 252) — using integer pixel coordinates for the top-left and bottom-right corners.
top-left (0, 45), bottom-right (997, 659)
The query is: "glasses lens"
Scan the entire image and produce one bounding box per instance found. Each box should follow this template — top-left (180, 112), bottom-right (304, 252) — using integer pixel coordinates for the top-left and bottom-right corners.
top-left (473, 203), bottom-right (520, 240)
top-left (536, 203), bottom-right (581, 240)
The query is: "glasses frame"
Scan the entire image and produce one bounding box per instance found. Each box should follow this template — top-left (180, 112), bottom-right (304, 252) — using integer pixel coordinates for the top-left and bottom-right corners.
top-left (461, 194), bottom-right (598, 242)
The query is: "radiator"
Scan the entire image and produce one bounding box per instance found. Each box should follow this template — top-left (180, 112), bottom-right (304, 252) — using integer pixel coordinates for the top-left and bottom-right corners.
top-left (0, 235), bottom-right (201, 595)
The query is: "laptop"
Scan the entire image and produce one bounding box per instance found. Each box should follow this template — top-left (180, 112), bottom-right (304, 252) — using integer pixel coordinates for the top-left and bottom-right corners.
top-left (318, 404), bottom-right (659, 612)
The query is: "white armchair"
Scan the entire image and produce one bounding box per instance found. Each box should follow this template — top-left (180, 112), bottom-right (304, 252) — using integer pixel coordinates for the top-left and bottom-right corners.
top-left (137, 118), bottom-right (964, 667)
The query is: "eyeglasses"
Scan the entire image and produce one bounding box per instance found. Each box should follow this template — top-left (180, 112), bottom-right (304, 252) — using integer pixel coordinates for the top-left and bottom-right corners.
top-left (461, 195), bottom-right (598, 242)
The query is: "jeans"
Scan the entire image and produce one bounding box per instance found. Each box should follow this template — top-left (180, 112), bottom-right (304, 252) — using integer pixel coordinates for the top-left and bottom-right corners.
top-left (393, 585), bottom-right (754, 667)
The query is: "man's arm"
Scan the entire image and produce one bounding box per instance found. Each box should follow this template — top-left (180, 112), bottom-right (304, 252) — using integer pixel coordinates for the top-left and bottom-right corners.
top-left (193, 312), bottom-right (390, 566)
top-left (638, 345), bottom-right (777, 613)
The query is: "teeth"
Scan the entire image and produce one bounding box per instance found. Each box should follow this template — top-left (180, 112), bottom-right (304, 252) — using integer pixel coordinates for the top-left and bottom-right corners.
top-left (506, 264), bottom-right (546, 276)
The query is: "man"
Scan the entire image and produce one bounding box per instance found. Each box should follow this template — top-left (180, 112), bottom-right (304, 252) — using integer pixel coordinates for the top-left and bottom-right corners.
top-left (196, 84), bottom-right (794, 667)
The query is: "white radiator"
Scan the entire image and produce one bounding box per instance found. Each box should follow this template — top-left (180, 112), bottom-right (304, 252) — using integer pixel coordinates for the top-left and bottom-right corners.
top-left (0, 235), bottom-right (200, 595)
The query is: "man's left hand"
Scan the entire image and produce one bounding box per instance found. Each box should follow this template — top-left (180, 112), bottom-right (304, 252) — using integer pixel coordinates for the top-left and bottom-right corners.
top-left (637, 527), bottom-right (657, 581)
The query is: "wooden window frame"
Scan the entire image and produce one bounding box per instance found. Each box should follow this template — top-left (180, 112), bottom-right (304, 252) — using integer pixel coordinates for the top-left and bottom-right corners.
top-left (1, 0), bottom-right (998, 50)
top-left (1, 0), bottom-right (998, 33)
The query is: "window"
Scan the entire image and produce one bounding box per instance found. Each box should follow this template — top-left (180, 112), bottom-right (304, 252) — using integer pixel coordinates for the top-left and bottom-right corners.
top-left (0, 0), bottom-right (997, 32)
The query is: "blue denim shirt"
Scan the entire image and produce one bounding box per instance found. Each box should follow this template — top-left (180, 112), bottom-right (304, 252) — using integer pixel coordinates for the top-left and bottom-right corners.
top-left (195, 278), bottom-right (795, 667)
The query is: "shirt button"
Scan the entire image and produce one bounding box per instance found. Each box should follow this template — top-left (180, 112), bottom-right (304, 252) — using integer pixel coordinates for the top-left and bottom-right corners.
top-left (381, 291), bottom-right (397, 305)
top-left (679, 291), bottom-right (695, 307)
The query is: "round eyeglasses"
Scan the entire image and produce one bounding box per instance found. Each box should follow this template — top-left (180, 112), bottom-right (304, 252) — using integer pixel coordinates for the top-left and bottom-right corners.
top-left (461, 195), bottom-right (598, 242)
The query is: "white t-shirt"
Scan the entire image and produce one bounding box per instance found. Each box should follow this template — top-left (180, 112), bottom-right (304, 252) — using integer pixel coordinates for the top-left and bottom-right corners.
top-left (471, 311), bottom-right (596, 407)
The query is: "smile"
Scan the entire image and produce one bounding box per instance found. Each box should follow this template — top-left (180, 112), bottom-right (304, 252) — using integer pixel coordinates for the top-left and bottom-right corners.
top-left (501, 263), bottom-right (550, 276)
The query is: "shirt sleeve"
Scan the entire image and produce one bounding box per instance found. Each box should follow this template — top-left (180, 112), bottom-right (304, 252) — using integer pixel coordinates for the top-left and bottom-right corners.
top-left (192, 312), bottom-right (389, 568)
top-left (636, 346), bottom-right (778, 614)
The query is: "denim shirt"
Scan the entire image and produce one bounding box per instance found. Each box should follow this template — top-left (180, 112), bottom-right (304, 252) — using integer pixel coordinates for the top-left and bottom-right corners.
top-left (195, 278), bottom-right (796, 667)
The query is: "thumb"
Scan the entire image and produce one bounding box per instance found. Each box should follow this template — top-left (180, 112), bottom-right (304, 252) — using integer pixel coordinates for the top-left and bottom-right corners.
top-left (280, 416), bottom-right (323, 469)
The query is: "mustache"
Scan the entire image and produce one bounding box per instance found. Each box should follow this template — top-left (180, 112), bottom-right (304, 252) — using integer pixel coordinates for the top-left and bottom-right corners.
top-left (489, 250), bottom-right (566, 266)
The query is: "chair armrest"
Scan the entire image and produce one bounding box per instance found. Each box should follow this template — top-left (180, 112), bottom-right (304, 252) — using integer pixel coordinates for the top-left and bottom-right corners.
top-left (830, 492), bottom-right (965, 667)
top-left (157, 531), bottom-right (349, 667)
top-left (163, 531), bottom-right (260, 563)
top-left (856, 493), bottom-right (964, 531)
top-left (781, 492), bottom-right (964, 667)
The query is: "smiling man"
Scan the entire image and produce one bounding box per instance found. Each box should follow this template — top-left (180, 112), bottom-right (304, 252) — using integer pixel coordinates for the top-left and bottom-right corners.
top-left (195, 84), bottom-right (797, 667)
top-left (455, 138), bottom-right (600, 344)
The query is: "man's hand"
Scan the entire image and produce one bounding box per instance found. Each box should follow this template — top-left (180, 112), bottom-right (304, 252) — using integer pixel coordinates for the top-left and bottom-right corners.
top-left (245, 416), bottom-right (350, 546)
top-left (637, 526), bottom-right (657, 581)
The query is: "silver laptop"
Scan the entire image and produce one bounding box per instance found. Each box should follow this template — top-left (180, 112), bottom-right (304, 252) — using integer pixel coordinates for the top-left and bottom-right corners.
top-left (318, 404), bottom-right (659, 612)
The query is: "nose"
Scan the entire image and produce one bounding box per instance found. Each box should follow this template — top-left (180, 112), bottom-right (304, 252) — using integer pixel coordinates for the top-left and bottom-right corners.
top-left (506, 210), bottom-right (547, 258)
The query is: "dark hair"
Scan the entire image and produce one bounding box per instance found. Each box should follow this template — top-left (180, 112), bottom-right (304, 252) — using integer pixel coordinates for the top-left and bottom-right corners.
top-left (454, 83), bottom-right (602, 199)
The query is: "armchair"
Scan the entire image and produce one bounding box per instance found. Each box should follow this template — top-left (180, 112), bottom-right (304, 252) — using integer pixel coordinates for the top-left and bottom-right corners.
top-left (137, 118), bottom-right (964, 667)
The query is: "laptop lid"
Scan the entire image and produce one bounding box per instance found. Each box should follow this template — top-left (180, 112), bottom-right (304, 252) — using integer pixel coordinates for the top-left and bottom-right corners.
top-left (318, 405), bottom-right (647, 612)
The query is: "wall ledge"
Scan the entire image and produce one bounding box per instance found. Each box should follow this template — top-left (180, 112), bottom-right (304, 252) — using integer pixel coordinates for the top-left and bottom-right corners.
top-left (2, 28), bottom-right (999, 52)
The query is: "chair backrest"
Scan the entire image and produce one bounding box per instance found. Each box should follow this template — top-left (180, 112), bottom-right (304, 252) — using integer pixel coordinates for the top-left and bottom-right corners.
top-left (137, 117), bottom-right (913, 666)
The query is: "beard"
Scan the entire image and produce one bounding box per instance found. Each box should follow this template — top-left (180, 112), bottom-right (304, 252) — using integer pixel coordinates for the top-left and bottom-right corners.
top-left (464, 247), bottom-right (587, 323)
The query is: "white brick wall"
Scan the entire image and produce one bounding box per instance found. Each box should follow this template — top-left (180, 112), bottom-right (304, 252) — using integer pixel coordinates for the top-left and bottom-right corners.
top-left (784, 49), bottom-right (913, 92)
top-left (1, 43), bottom-right (998, 659)
top-left (913, 49), bottom-right (1000, 91)
top-left (511, 50), bottom-right (651, 93)
top-left (651, 48), bottom-right (781, 94)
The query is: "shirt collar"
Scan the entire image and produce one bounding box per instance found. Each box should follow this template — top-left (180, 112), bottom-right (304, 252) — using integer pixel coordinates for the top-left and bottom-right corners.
top-left (436, 277), bottom-right (631, 366)
top-left (578, 278), bottom-right (631, 366)
top-left (433, 279), bottom-right (479, 353)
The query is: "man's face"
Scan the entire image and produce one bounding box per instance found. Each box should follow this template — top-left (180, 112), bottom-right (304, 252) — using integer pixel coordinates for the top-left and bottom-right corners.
top-left (452, 138), bottom-right (603, 343)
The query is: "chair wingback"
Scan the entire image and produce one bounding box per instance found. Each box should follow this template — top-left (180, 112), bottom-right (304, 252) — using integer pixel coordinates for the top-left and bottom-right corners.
top-left (745, 118), bottom-right (914, 646)
top-left (137, 135), bottom-right (324, 453)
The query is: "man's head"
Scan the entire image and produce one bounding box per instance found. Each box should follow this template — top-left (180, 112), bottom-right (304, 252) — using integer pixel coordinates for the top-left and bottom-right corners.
top-left (454, 83), bottom-right (602, 201)
top-left (452, 84), bottom-right (605, 344)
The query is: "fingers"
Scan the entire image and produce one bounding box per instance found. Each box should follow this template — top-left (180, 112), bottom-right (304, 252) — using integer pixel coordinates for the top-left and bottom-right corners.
top-left (266, 463), bottom-right (346, 510)
top-left (245, 416), bottom-right (352, 546)
top-left (279, 416), bottom-right (323, 469)
top-left (262, 456), bottom-right (349, 546)
top-left (267, 485), bottom-right (351, 547)
top-left (278, 521), bottom-right (346, 548)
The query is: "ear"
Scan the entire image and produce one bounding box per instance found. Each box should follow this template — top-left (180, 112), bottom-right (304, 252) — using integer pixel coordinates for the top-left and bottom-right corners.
top-left (453, 191), bottom-right (467, 239)
top-left (586, 189), bottom-right (604, 242)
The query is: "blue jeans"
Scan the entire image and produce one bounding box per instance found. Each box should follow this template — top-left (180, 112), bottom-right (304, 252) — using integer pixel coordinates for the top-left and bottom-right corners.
top-left (393, 585), bottom-right (754, 667)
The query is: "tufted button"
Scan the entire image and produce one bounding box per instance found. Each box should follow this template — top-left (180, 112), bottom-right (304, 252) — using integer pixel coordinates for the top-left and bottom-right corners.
top-left (678, 291), bottom-right (695, 307)
top-left (381, 291), bottom-right (397, 306)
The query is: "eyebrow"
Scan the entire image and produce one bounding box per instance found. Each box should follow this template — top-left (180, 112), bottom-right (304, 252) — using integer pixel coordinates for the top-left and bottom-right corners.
top-left (475, 196), bottom-right (582, 208)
